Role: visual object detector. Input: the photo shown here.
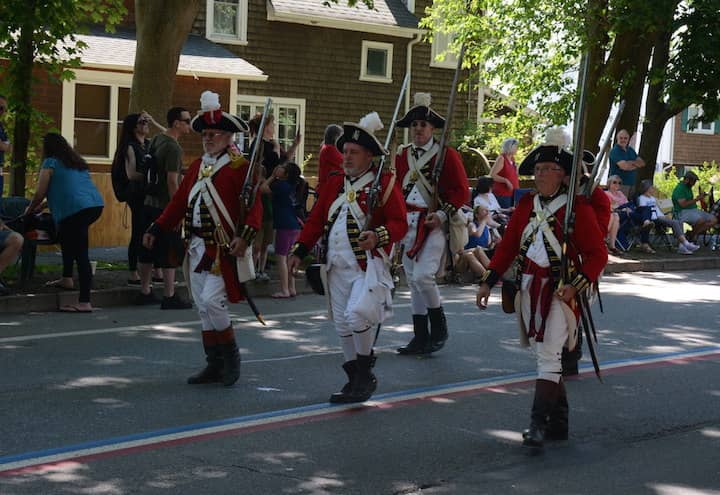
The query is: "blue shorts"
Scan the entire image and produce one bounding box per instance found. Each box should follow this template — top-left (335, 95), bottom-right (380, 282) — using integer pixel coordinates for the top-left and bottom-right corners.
top-left (0, 229), bottom-right (17, 253)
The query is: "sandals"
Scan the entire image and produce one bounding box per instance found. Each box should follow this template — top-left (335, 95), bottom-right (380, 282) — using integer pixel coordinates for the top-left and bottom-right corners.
top-left (45, 279), bottom-right (75, 290)
top-left (639, 244), bottom-right (656, 254)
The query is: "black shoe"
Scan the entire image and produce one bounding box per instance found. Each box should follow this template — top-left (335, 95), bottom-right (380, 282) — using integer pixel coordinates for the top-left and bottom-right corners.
top-left (344, 354), bottom-right (377, 403)
top-left (161, 294), bottom-right (192, 310)
top-left (187, 345), bottom-right (223, 385)
top-left (397, 314), bottom-right (431, 355)
top-left (428, 307), bottom-right (448, 353)
top-left (522, 424), bottom-right (546, 450)
top-left (0, 280), bottom-right (11, 296)
top-left (135, 291), bottom-right (159, 305)
top-left (219, 342), bottom-right (241, 386)
top-left (329, 360), bottom-right (357, 403)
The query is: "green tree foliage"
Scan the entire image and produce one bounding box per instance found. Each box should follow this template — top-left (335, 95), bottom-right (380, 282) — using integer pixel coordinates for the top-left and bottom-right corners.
top-left (425, 0), bottom-right (720, 169)
top-left (0, 0), bottom-right (125, 195)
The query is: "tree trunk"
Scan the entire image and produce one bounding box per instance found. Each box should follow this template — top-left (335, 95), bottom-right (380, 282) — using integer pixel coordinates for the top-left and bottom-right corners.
top-left (9, 15), bottom-right (36, 197)
top-left (638, 29), bottom-right (675, 183)
top-left (129, 0), bottom-right (202, 121)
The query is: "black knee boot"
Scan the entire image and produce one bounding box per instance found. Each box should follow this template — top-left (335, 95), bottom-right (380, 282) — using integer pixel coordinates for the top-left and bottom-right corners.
top-left (522, 379), bottom-right (560, 450)
top-left (346, 353), bottom-right (377, 403)
top-left (397, 314), bottom-right (430, 355)
top-left (546, 380), bottom-right (569, 441)
top-left (187, 331), bottom-right (223, 384)
top-left (217, 327), bottom-right (241, 386)
top-left (428, 306), bottom-right (448, 352)
top-left (329, 360), bottom-right (357, 403)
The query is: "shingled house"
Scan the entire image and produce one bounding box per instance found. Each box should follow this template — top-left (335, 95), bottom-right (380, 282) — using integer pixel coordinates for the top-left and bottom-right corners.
top-left (2, 0), bottom-right (477, 246)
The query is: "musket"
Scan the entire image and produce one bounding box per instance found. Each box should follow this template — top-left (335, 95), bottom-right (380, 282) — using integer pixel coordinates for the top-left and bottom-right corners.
top-left (363, 73), bottom-right (410, 231)
top-left (235, 97), bottom-right (273, 326)
top-left (429, 43), bottom-right (467, 213)
top-left (584, 100), bottom-right (626, 197)
top-left (561, 52), bottom-right (602, 381)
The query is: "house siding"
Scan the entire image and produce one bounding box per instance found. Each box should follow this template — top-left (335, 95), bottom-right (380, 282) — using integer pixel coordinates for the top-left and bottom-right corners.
top-left (672, 115), bottom-right (720, 167)
top-left (195, 0), bottom-right (475, 177)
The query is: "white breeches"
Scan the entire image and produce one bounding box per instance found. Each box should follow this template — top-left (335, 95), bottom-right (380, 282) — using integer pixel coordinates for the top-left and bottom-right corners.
top-left (520, 290), bottom-right (569, 383)
top-left (327, 263), bottom-right (377, 361)
top-left (188, 245), bottom-right (231, 331)
top-left (402, 226), bottom-right (445, 314)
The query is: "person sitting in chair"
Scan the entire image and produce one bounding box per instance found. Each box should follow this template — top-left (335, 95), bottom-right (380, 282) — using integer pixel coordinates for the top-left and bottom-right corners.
top-left (638, 179), bottom-right (699, 254)
top-left (605, 175), bottom-right (654, 253)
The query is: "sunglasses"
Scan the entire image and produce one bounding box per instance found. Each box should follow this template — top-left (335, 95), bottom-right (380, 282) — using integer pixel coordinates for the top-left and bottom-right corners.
top-left (611, 180), bottom-right (622, 184)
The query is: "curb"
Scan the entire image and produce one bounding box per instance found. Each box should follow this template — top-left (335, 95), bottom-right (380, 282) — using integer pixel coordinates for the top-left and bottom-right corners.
top-left (2, 257), bottom-right (719, 314)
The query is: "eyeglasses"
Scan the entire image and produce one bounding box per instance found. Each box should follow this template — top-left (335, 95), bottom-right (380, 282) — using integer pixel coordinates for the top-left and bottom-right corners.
top-left (411, 121), bottom-right (429, 128)
top-left (534, 166), bottom-right (564, 174)
top-left (611, 180), bottom-right (622, 184)
top-left (201, 131), bottom-right (226, 140)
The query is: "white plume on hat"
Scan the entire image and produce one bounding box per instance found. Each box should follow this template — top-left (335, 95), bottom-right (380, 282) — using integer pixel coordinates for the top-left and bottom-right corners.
top-left (200, 91), bottom-right (221, 112)
top-left (414, 92), bottom-right (432, 107)
top-left (358, 111), bottom-right (384, 134)
top-left (544, 126), bottom-right (570, 148)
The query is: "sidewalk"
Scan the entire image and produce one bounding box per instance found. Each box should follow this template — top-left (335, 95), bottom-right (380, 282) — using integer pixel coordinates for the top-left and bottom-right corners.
top-left (1, 245), bottom-right (719, 314)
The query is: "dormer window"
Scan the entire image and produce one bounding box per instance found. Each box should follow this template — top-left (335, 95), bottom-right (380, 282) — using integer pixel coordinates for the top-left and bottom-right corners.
top-left (206, 0), bottom-right (248, 45)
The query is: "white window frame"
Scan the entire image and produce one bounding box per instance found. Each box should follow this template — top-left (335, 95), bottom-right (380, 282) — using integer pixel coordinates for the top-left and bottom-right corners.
top-left (687, 105), bottom-right (715, 134)
top-left (236, 94), bottom-right (306, 168)
top-left (206, 0), bottom-right (248, 46)
top-left (400, 0), bottom-right (415, 14)
top-left (431, 31), bottom-right (458, 69)
top-left (61, 70), bottom-right (133, 164)
top-left (360, 40), bottom-right (393, 83)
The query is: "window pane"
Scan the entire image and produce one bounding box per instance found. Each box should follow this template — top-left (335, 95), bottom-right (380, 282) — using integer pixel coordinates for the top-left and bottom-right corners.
top-left (214, 1), bottom-right (239, 36)
top-left (75, 84), bottom-right (110, 119)
top-left (366, 48), bottom-right (388, 77)
top-left (74, 121), bottom-right (109, 156)
top-left (117, 87), bottom-right (130, 120)
top-left (278, 107), bottom-right (298, 151)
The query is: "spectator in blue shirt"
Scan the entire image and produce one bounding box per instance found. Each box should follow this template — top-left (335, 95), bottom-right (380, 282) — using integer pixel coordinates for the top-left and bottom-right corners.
top-left (26, 133), bottom-right (104, 312)
top-left (609, 129), bottom-right (645, 196)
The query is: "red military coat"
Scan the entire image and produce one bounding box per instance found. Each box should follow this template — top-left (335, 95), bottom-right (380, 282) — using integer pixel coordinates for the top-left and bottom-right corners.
top-left (395, 144), bottom-right (469, 213)
top-left (154, 154), bottom-right (263, 303)
top-left (489, 192), bottom-right (608, 286)
top-left (295, 169), bottom-right (408, 269)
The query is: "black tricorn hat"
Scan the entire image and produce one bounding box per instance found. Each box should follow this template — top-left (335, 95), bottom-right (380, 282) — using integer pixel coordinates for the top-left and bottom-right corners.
top-left (396, 93), bottom-right (446, 129)
top-left (191, 91), bottom-right (249, 133)
top-left (305, 264), bottom-right (325, 295)
top-left (335, 111), bottom-right (388, 157)
top-left (518, 145), bottom-right (574, 175)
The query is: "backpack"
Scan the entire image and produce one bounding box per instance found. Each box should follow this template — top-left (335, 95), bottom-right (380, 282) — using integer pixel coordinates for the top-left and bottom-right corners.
top-left (111, 139), bottom-right (148, 203)
top-left (293, 178), bottom-right (310, 222)
top-left (142, 146), bottom-right (160, 196)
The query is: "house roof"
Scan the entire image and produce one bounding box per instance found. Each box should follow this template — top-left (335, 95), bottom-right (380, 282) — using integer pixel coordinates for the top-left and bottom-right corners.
top-left (267, 0), bottom-right (420, 38)
top-left (71, 28), bottom-right (267, 81)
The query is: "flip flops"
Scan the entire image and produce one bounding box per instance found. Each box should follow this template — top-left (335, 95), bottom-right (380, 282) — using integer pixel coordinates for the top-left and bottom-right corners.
top-left (59, 304), bottom-right (93, 313)
top-left (45, 279), bottom-right (75, 291)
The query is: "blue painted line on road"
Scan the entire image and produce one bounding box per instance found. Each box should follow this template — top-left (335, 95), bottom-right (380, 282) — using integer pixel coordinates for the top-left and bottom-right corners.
top-left (1, 345), bottom-right (718, 475)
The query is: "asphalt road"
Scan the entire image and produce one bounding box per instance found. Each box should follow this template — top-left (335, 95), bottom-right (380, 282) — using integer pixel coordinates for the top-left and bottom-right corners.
top-left (0, 270), bottom-right (719, 494)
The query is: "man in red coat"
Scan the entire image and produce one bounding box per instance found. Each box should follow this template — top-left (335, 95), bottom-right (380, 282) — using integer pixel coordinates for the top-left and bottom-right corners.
top-left (289, 112), bottom-right (408, 403)
top-left (394, 93), bottom-right (469, 355)
top-left (476, 141), bottom-right (608, 451)
top-left (143, 91), bottom-right (263, 387)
